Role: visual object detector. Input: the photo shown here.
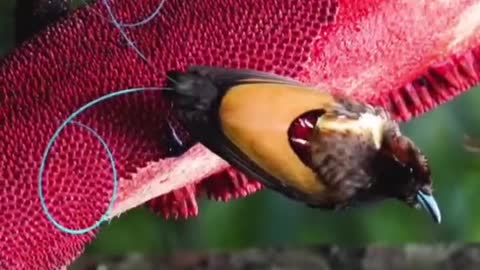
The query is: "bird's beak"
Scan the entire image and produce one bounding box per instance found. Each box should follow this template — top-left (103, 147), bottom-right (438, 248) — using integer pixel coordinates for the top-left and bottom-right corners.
top-left (416, 191), bottom-right (441, 224)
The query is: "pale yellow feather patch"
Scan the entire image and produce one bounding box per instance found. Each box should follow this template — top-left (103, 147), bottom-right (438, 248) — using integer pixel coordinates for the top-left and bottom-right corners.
top-left (316, 112), bottom-right (385, 149)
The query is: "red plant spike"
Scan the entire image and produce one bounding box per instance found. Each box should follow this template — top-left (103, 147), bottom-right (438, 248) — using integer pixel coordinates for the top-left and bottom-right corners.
top-left (1, 0), bottom-right (480, 269)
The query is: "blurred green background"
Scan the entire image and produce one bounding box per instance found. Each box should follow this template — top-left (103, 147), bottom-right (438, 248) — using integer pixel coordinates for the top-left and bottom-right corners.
top-left (2, 0), bottom-right (480, 259)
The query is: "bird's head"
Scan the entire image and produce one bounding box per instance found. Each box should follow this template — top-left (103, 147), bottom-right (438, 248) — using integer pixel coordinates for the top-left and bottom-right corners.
top-left (373, 127), bottom-right (441, 223)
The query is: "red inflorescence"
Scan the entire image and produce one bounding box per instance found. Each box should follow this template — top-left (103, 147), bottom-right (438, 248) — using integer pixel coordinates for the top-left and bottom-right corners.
top-left (149, 183), bottom-right (199, 220)
top-left (1, 0), bottom-right (480, 269)
top-left (381, 49), bottom-right (480, 121)
top-left (201, 167), bottom-right (264, 202)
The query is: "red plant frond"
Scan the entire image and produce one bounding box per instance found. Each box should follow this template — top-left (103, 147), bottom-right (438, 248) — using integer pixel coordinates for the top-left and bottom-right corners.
top-left (1, 0), bottom-right (480, 269)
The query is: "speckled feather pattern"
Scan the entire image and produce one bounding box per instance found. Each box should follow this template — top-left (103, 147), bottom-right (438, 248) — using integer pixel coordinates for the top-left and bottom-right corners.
top-left (309, 103), bottom-right (388, 205)
top-left (1, 0), bottom-right (480, 269)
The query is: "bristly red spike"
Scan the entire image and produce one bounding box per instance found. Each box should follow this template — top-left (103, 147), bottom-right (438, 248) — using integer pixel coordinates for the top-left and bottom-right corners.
top-left (456, 52), bottom-right (480, 83)
top-left (378, 47), bottom-right (480, 121)
top-left (2, 0), bottom-right (480, 269)
top-left (201, 168), bottom-right (264, 202)
top-left (148, 184), bottom-right (199, 220)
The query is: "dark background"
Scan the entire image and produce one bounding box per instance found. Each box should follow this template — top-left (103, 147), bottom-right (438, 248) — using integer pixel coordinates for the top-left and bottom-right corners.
top-left (2, 0), bottom-right (480, 259)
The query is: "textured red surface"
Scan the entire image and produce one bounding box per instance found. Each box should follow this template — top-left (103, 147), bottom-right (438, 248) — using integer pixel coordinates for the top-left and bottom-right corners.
top-left (1, 0), bottom-right (480, 269)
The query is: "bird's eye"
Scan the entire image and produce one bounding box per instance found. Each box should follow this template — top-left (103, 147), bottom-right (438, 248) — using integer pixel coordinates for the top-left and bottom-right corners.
top-left (287, 109), bottom-right (325, 167)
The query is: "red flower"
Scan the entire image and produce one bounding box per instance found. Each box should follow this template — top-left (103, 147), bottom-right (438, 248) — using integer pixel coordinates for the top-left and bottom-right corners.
top-left (1, 0), bottom-right (480, 269)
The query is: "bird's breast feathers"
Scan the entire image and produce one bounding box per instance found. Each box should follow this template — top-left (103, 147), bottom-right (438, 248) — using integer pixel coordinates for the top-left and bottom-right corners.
top-left (316, 110), bottom-right (387, 150)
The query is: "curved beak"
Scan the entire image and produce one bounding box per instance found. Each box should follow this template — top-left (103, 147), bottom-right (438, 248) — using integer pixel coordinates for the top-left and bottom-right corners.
top-left (416, 191), bottom-right (441, 224)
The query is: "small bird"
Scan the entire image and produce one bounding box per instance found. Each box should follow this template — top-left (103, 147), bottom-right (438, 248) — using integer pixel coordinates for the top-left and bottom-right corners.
top-left (165, 66), bottom-right (441, 224)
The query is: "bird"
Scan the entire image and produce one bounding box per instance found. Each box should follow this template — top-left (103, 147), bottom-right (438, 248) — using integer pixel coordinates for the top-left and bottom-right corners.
top-left (164, 65), bottom-right (441, 224)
